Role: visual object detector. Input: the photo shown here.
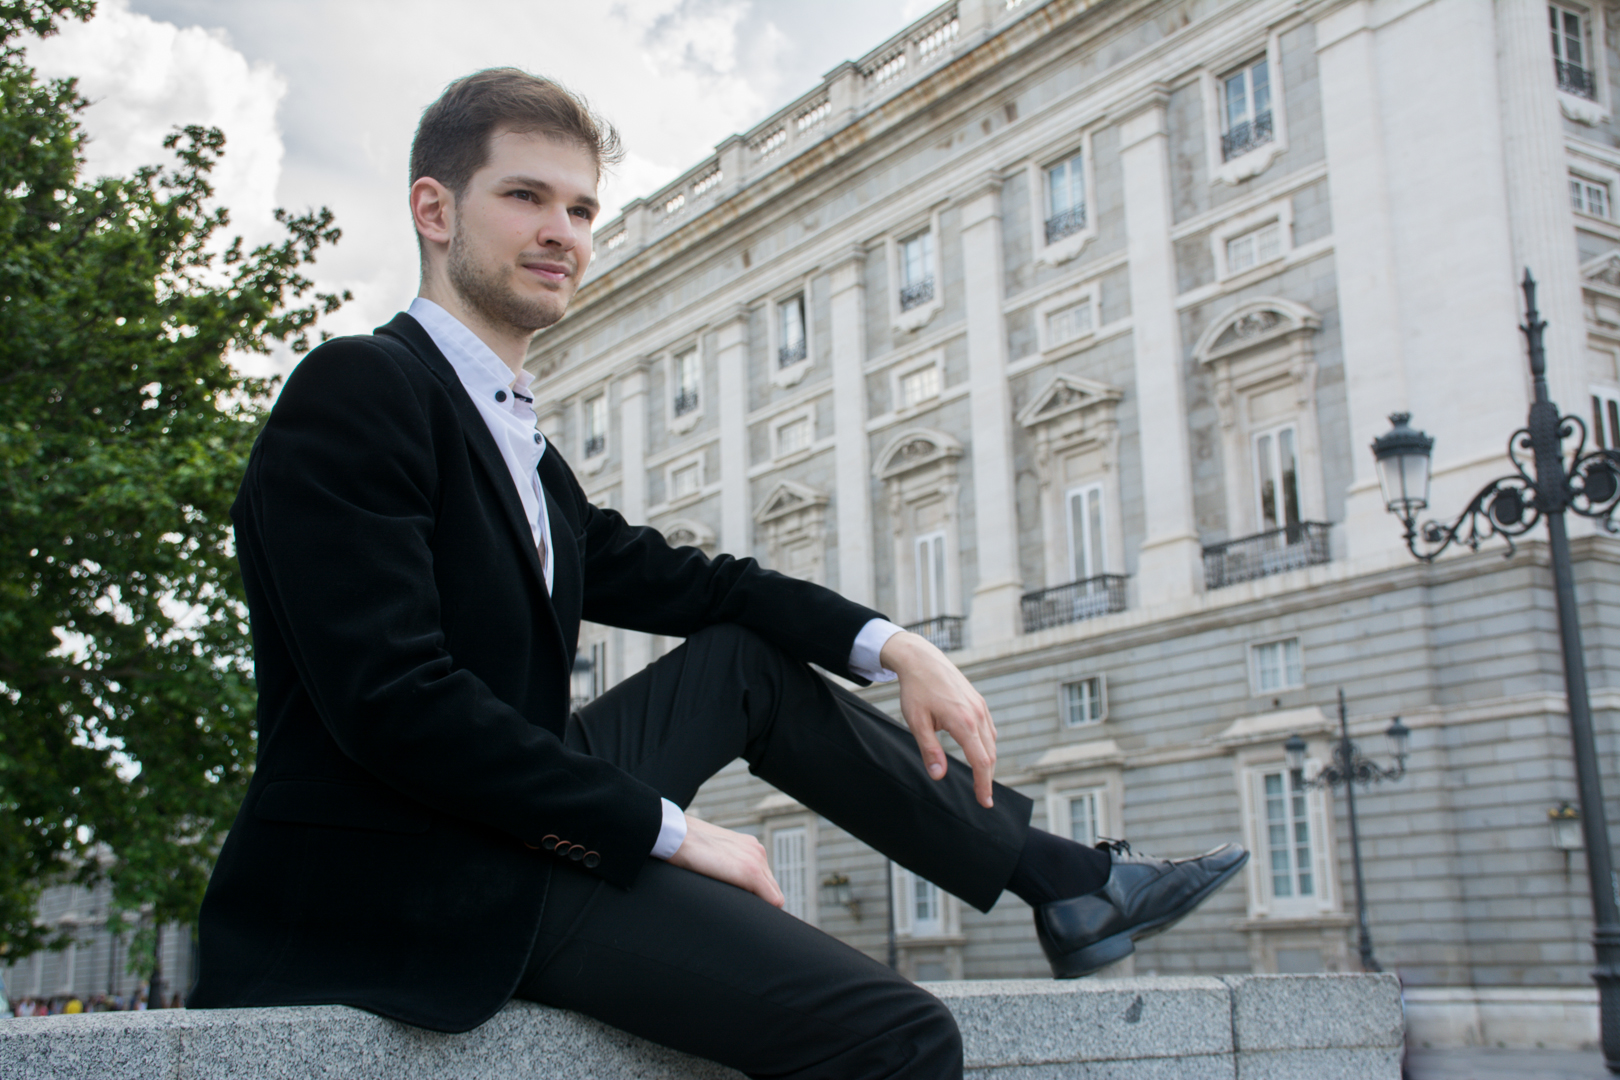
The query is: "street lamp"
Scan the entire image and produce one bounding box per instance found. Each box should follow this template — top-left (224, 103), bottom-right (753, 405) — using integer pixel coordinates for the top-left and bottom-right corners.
top-left (1371, 269), bottom-right (1620, 1073)
top-left (1284, 689), bottom-right (1408, 973)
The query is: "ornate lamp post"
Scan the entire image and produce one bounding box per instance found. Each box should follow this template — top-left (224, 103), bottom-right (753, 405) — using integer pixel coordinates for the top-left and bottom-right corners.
top-left (1370, 270), bottom-right (1620, 1072)
top-left (1284, 689), bottom-right (1409, 973)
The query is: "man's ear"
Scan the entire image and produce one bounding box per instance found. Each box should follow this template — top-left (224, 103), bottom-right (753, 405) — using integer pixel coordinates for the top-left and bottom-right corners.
top-left (411, 177), bottom-right (455, 250)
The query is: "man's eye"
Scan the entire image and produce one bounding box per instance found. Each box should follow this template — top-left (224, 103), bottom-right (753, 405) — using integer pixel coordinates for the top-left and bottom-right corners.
top-left (510, 190), bottom-right (534, 201)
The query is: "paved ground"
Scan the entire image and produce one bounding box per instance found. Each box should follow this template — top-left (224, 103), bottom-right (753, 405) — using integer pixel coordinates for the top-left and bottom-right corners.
top-left (1405, 1048), bottom-right (1612, 1079)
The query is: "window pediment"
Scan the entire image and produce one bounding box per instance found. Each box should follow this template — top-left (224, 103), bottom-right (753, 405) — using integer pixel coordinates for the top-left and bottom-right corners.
top-left (1016, 373), bottom-right (1123, 432)
top-left (661, 518), bottom-right (716, 551)
top-left (754, 479), bottom-right (827, 525)
top-left (1194, 298), bottom-right (1320, 368)
top-left (875, 429), bottom-right (963, 481)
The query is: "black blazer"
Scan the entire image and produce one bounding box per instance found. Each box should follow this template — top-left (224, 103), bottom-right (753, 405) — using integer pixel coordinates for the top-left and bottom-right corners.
top-left (187, 314), bottom-right (884, 1032)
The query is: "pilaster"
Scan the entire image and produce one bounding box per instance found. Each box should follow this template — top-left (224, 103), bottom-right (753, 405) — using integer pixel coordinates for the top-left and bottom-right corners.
top-left (715, 308), bottom-right (751, 557)
top-left (1118, 88), bottom-right (1202, 604)
top-left (617, 360), bottom-right (652, 678)
top-left (830, 249), bottom-right (875, 606)
top-left (958, 174), bottom-right (1024, 646)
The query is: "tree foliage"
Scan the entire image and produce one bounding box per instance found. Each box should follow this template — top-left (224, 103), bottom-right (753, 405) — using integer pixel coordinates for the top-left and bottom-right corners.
top-left (0, 0), bottom-right (346, 960)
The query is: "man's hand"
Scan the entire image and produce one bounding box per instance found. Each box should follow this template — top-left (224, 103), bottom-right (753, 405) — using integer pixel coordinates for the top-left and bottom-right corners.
top-left (880, 631), bottom-right (998, 808)
top-left (667, 815), bottom-right (785, 907)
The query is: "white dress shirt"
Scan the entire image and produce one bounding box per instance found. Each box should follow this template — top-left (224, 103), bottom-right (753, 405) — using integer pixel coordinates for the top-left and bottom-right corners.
top-left (405, 298), bottom-right (904, 861)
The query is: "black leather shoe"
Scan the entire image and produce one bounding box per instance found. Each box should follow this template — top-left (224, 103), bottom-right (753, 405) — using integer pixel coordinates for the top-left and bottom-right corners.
top-left (1034, 839), bottom-right (1249, 979)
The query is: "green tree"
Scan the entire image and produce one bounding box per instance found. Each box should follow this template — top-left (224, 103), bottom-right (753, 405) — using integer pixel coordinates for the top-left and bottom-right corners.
top-left (0, 0), bottom-right (346, 963)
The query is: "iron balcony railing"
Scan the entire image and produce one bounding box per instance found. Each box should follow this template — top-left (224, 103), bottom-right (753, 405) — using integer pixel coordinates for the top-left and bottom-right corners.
top-left (1557, 59), bottom-right (1597, 100)
top-left (1044, 205), bottom-right (1087, 245)
top-left (1020, 575), bottom-right (1128, 633)
top-left (778, 339), bottom-right (808, 368)
top-left (1202, 521), bottom-right (1331, 589)
top-left (1221, 109), bottom-right (1274, 162)
top-left (904, 615), bottom-right (963, 652)
top-left (584, 434), bottom-right (605, 458)
top-left (673, 388), bottom-right (700, 416)
top-left (899, 277), bottom-right (935, 311)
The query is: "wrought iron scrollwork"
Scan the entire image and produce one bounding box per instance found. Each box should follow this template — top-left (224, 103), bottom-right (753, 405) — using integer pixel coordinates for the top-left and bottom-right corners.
top-left (1400, 412), bottom-right (1620, 562)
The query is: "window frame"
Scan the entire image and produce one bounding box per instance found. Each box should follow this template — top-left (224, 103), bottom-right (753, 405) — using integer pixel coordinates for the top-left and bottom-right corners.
top-left (886, 210), bottom-right (944, 332)
top-left (1060, 675), bottom-right (1107, 728)
top-left (1593, 387), bottom-right (1620, 449)
top-left (1250, 636), bottom-right (1305, 695)
top-left (763, 813), bottom-right (819, 927)
top-left (891, 864), bottom-right (955, 939)
top-left (1025, 130), bottom-right (1098, 266)
top-left (1064, 481), bottom-right (1109, 584)
top-left (771, 405), bottom-right (817, 461)
top-left (892, 355), bottom-right (944, 414)
top-left (666, 342), bottom-right (704, 434)
top-left (1551, 3), bottom-right (1613, 123)
top-left (1237, 755), bottom-right (1336, 919)
top-left (768, 281), bottom-right (815, 388)
top-left (662, 450), bottom-right (706, 509)
top-left (580, 389), bottom-right (609, 471)
top-left (1032, 282), bottom-right (1100, 357)
top-left (1251, 422), bottom-right (1303, 532)
top-left (914, 529), bottom-right (949, 622)
top-left (1212, 198), bottom-right (1294, 282)
top-left (1573, 172), bottom-right (1613, 221)
top-left (1199, 33), bottom-right (1289, 186)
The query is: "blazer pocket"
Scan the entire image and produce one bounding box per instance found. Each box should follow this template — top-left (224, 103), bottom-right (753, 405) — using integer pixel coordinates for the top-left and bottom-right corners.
top-left (255, 779), bottom-right (433, 835)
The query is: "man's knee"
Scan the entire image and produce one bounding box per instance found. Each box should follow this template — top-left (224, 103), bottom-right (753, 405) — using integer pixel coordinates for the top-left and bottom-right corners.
top-left (893, 989), bottom-right (963, 1077)
top-left (686, 622), bottom-right (789, 670)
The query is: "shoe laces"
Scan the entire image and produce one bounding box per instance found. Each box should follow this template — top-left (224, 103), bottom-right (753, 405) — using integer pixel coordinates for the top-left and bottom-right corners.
top-left (1096, 837), bottom-right (1132, 857)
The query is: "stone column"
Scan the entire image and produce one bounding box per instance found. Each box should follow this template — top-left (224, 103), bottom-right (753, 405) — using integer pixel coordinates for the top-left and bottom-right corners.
top-left (829, 249), bottom-right (874, 606)
top-left (715, 308), bottom-right (751, 558)
top-left (958, 175), bottom-right (1024, 646)
top-left (1118, 88), bottom-right (1202, 604)
top-left (616, 360), bottom-right (652, 679)
top-left (1496, 0), bottom-right (1588, 423)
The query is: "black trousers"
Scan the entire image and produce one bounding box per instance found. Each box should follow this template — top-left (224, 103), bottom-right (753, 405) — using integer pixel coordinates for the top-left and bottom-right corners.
top-left (514, 624), bottom-right (1033, 1079)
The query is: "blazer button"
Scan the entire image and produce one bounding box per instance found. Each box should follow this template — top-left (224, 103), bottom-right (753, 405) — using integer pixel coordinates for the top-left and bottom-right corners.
top-left (495, 390), bottom-right (508, 403)
top-left (523, 841), bottom-right (538, 851)
top-left (568, 845), bottom-right (586, 861)
top-left (541, 835), bottom-right (560, 851)
top-left (583, 851), bottom-right (601, 869)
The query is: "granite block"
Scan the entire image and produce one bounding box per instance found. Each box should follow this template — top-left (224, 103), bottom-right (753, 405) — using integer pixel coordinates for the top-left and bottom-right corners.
top-left (928, 976), bottom-right (1232, 1068)
top-left (1235, 1047), bottom-right (1404, 1080)
top-left (1223, 973), bottom-right (1404, 1051)
top-left (968, 1055), bottom-right (1235, 1080)
top-left (0, 1011), bottom-right (183, 1080)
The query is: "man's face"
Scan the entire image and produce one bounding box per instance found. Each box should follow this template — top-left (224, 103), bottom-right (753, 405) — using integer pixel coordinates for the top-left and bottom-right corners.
top-left (445, 129), bottom-right (598, 335)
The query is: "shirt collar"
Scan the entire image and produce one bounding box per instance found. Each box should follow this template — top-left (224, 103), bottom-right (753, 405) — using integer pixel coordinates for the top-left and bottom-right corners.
top-left (407, 296), bottom-right (547, 454)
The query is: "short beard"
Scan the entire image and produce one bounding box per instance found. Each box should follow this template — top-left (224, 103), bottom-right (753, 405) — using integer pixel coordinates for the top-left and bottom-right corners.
top-left (446, 219), bottom-right (563, 336)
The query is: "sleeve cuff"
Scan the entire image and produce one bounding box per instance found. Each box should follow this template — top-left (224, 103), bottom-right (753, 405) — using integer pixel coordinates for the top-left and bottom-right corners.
top-left (649, 797), bottom-right (688, 860)
top-left (848, 617), bottom-right (905, 684)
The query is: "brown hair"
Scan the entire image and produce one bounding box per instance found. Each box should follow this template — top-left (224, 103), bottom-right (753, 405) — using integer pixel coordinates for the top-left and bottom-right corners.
top-left (410, 68), bottom-right (623, 195)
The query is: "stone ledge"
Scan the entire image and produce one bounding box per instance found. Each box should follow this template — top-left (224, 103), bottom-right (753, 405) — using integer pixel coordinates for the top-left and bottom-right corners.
top-left (0, 973), bottom-right (1402, 1079)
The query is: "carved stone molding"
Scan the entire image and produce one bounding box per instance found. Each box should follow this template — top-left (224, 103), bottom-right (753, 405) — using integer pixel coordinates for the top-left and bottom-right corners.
top-left (754, 480), bottom-right (829, 585)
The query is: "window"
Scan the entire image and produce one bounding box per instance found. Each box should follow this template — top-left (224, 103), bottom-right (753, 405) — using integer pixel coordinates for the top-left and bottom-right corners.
top-left (1253, 424), bottom-right (1301, 531)
top-left (899, 230), bottom-right (935, 311)
top-left (1062, 787), bottom-right (1103, 845)
top-left (772, 826), bottom-right (808, 921)
top-left (583, 394), bottom-right (607, 457)
top-left (1573, 176), bottom-right (1611, 218)
top-left (778, 295), bottom-right (808, 368)
top-left (1553, 4), bottom-right (1597, 99)
top-left (1594, 390), bottom-right (1620, 448)
top-left (899, 364), bottom-right (942, 409)
top-left (1065, 483), bottom-right (1107, 582)
top-left (670, 462), bottom-right (700, 500)
top-left (776, 416), bottom-right (811, 457)
top-left (1226, 222), bottom-right (1283, 275)
top-left (892, 866), bottom-right (943, 937)
top-left (915, 531), bottom-right (947, 621)
top-left (1251, 637), bottom-right (1304, 694)
top-left (571, 640), bottom-right (607, 708)
top-left (673, 348), bottom-right (700, 416)
top-left (1221, 57), bottom-right (1273, 161)
top-left (1044, 151), bottom-right (1086, 244)
top-left (1046, 300), bottom-right (1094, 347)
top-left (1062, 677), bottom-right (1105, 727)
top-left (1257, 767), bottom-right (1308, 906)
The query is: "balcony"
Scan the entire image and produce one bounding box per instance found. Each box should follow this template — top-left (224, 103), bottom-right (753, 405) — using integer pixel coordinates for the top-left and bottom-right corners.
top-left (673, 388), bottom-right (700, 416)
top-left (899, 277), bottom-right (935, 311)
top-left (1201, 521), bottom-right (1331, 589)
top-left (904, 615), bottom-right (963, 652)
top-left (1044, 205), bottom-right (1087, 245)
top-left (1020, 575), bottom-right (1127, 633)
top-left (584, 434), bottom-right (605, 458)
top-left (1220, 110), bottom-right (1274, 162)
top-left (1557, 59), bottom-right (1597, 100)
top-left (778, 338), bottom-right (808, 368)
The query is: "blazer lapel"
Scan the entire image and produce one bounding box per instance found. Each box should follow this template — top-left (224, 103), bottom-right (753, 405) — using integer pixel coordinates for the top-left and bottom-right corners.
top-left (375, 315), bottom-right (568, 660)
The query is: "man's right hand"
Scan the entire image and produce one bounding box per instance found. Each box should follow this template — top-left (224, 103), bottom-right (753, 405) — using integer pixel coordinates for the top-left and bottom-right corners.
top-left (667, 815), bottom-right (785, 908)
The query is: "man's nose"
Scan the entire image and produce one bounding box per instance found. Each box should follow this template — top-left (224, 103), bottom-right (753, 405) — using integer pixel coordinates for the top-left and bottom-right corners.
top-left (536, 205), bottom-right (575, 248)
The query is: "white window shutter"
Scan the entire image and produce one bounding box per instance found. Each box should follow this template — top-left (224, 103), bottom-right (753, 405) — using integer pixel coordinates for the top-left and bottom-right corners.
top-left (1242, 768), bottom-right (1271, 917)
top-left (1305, 763), bottom-right (1334, 912)
top-left (891, 863), bottom-right (913, 936)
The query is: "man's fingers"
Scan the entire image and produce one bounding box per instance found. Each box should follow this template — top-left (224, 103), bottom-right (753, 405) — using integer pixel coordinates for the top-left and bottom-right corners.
top-left (953, 725), bottom-right (996, 809)
top-left (910, 720), bottom-right (948, 780)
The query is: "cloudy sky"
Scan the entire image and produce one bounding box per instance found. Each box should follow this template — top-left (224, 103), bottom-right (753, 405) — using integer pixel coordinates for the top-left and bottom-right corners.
top-left (23, 0), bottom-right (938, 374)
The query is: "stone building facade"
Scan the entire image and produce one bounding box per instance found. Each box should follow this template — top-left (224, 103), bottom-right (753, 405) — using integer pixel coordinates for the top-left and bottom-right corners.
top-left (525, 0), bottom-right (1620, 1049)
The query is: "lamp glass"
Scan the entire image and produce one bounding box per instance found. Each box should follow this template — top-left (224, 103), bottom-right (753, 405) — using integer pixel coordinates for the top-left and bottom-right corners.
top-left (1386, 718), bottom-right (1411, 761)
top-left (1371, 413), bottom-right (1434, 519)
top-left (1284, 735), bottom-right (1307, 773)
top-left (1554, 818), bottom-right (1584, 851)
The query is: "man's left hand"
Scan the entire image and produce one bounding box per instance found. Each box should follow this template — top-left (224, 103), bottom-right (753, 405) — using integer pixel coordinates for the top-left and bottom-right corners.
top-left (879, 631), bottom-right (998, 808)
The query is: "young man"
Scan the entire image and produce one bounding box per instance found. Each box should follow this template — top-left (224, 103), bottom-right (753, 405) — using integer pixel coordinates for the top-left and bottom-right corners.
top-left (188, 69), bottom-right (1248, 1078)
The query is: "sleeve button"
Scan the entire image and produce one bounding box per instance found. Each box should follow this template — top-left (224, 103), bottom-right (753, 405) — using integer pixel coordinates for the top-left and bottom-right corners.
top-left (568, 845), bottom-right (586, 861)
top-left (541, 835), bottom-right (560, 851)
top-left (582, 852), bottom-right (601, 869)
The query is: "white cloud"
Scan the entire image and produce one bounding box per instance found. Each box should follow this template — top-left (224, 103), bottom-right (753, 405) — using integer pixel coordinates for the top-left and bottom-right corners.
top-left (28, 0), bottom-right (287, 245)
